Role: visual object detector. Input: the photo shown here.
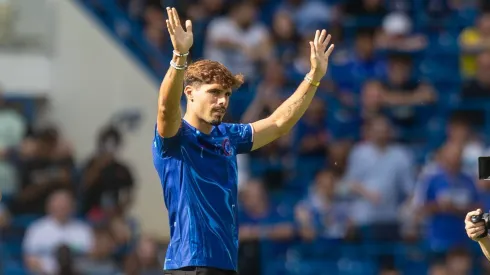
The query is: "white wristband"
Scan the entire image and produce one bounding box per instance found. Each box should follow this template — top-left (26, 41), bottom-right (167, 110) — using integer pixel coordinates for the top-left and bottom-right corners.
top-left (173, 50), bottom-right (189, 57)
top-left (170, 60), bottom-right (187, 70)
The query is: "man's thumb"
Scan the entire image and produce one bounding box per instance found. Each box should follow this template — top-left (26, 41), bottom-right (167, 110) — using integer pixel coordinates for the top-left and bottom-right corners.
top-left (185, 20), bottom-right (193, 32)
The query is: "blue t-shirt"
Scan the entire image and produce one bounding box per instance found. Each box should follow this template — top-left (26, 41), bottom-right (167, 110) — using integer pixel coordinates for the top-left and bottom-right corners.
top-left (152, 120), bottom-right (254, 271)
top-left (418, 169), bottom-right (479, 252)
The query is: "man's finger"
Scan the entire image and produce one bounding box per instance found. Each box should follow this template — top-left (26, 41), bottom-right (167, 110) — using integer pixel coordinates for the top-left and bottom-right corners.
top-left (325, 44), bottom-right (335, 57)
top-left (465, 209), bottom-right (482, 221)
top-left (309, 41), bottom-right (315, 58)
top-left (466, 222), bottom-right (484, 230)
top-left (185, 20), bottom-right (193, 33)
top-left (318, 30), bottom-right (326, 45)
top-left (167, 7), bottom-right (177, 28)
top-left (314, 30), bottom-right (319, 48)
top-left (471, 228), bottom-right (485, 237)
top-left (323, 34), bottom-right (332, 47)
top-left (172, 8), bottom-right (181, 27)
top-left (166, 20), bottom-right (174, 35)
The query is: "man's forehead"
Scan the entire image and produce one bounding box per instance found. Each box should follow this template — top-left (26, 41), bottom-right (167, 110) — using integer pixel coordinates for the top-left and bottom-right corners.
top-left (201, 83), bottom-right (232, 93)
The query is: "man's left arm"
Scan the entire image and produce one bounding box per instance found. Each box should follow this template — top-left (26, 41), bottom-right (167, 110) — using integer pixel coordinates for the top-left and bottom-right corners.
top-left (251, 29), bottom-right (334, 151)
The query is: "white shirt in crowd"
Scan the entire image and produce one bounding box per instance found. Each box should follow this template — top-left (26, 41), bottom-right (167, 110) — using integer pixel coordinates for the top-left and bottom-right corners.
top-left (23, 217), bottom-right (94, 274)
top-left (204, 16), bottom-right (269, 80)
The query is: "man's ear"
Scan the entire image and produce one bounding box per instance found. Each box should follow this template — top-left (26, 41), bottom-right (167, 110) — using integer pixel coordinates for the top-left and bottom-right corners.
top-left (184, 86), bottom-right (195, 102)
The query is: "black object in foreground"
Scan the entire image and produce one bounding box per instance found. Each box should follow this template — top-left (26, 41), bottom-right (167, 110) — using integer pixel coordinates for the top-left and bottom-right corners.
top-left (479, 157), bottom-right (490, 180)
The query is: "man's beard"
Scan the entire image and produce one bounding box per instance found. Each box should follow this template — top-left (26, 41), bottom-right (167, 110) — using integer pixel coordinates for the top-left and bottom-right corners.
top-left (210, 119), bottom-right (222, 126)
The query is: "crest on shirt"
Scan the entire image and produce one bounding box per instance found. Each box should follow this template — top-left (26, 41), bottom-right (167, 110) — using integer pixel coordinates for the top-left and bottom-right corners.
top-left (222, 138), bottom-right (232, 156)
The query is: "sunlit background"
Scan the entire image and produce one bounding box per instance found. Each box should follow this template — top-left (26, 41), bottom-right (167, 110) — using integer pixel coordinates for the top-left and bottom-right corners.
top-left (1, 0), bottom-right (490, 274)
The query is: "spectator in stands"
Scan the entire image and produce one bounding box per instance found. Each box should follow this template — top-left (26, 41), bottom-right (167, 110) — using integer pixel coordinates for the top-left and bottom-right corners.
top-left (429, 262), bottom-right (448, 275)
top-left (23, 189), bottom-right (94, 275)
top-left (376, 12), bottom-right (427, 52)
top-left (459, 11), bottom-right (490, 78)
top-left (334, 79), bottom-right (386, 140)
top-left (415, 142), bottom-right (480, 259)
top-left (294, 100), bottom-right (329, 157)
top-left (275, 0), bottom-right (335, 35)
top-left (123, 236), bottom-right (162, 275)
top-left (238, 179), bottom-right (294, 275)
top-left (204, 0), bottom-right (272, 81)
top-left (343, 115), bottom-right (414, 266)
top-left (445, 247), bottom-right (473, 275)
top-left (241, 60), bottom-right (287, 124)
top-left (380, 53), bottom-right (436, 130)
top-left (78, 226), bottom-right (121, 274)
top-left (81, 125), bottom-right (134, 221)
top-left (241, 61), bottom-right (294, 187)
top-left (295, 169), bottom-right (352, 242)
top-left (343, 0), bottom-right (388, 24)
top-left (10, 126), bottom-right (75, 215)
top-left (0, 202), bottom-right (9, 229)
top-left (462, 50), bottom-right (490, 99)
top-left (270, 10), bottom-right (299, 65)
top-left (460, 51), bottom-right (490, 127)
top-left (0, 89), bottom-right (27, 197)
top-left (333, 27), bottom-right (386, 104)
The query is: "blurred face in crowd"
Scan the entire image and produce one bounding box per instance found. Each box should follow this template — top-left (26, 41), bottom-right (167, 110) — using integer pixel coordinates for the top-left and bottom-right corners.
top-left (387, 57), bottom-right (411, 86)
top-left (272, 11), bottom-right (295, 40)
top-left (202, 0), bottom-right (224, 14)
top-left (315, 170), bottom-right (336, 199)
top-left (439, 142), bottom-right (463, 173)
top-left (240, 179), bottom-right (268, 213)
top-left (48, 190), bottom-right (74, 223)
top-left (93, 230), bottom-right (116, 259)
top-left (137, 237), bottom-right (159, 265)
top-left (264, 60), bottom-right (285, 86)
top-left (429, 263), bottom-right (448, 275)
top-left (144, 6), bottom-right (165, 27)
top-left (355, 32), bottom-right (375, 60)
top-left (476, 51), bottom-right (490, 84)
top-left (478, 13), bottom-right (490, 36)
top-left (233, 2), bottom-right (257, 28)
top-left (367, 116), bottom-right (391, 145)
top-left (145, 26), bottom-right (165, 48)
top-left (361, 80), bottom-right (383, 110)
top-left (446, 251), bottom-right (471, 275)
top-left (447, 120), bottom-right (470, 144)
top-left (304, 100), bottom-right (325, 125)
top-left (363, 0), bottom-right (382, 10)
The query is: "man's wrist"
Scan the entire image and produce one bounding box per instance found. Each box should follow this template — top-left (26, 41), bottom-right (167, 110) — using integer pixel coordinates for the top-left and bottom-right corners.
top-left (172, 55), bottom-right (188, 66)
top-left (307, 69), bottom-right (324, 83)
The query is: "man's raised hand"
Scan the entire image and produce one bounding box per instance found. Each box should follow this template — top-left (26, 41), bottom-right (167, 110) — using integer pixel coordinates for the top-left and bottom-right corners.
top-left (166, 7), bottom-right (193, 54)
top-left (309, 29), bottom-right (334, 81)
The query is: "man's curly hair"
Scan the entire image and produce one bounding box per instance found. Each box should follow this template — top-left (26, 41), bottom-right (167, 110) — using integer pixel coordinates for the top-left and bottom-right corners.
top-left (184, 60), bottom-right (244, 90)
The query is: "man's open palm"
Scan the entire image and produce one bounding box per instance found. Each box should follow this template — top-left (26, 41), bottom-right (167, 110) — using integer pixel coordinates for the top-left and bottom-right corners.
top-left (309, 29), bottom-right (334, 79)
top-left (166, 7), bottom-right (193, 54)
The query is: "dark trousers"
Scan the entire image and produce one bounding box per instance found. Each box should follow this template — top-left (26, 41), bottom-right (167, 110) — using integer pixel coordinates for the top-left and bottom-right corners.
top-left (164, 266), bottom-right (238, 275)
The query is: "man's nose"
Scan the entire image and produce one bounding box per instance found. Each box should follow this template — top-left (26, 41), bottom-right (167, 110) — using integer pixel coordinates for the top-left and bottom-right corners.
top-left (217, 96), bottom-right (228, 106)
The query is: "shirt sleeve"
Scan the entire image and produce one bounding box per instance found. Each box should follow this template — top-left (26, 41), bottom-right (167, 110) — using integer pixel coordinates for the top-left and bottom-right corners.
top-left (153, 122), bottom-right (182, 158)
top-left (225, 123), bottom-right (254, 155)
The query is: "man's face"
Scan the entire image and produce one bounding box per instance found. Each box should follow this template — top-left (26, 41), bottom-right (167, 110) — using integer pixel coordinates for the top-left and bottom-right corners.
top-left (190, 83), bottom-right (231, 126)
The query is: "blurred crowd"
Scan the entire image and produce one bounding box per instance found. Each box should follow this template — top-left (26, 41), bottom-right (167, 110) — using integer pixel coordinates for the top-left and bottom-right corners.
top-left (5, 0), bottom-right (490, 274)
top-left (0, 90), bottom-right (163, 274)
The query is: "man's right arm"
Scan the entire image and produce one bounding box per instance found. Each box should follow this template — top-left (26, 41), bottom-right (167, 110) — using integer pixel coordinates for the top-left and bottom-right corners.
top-left (157, 54), bottom-right (186, 138)
top-left (157, 7), bottom-right (193, 138)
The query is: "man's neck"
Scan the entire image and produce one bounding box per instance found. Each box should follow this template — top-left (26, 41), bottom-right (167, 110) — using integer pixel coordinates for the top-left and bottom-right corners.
top-left (183, 112), bottom-right (213, 134)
